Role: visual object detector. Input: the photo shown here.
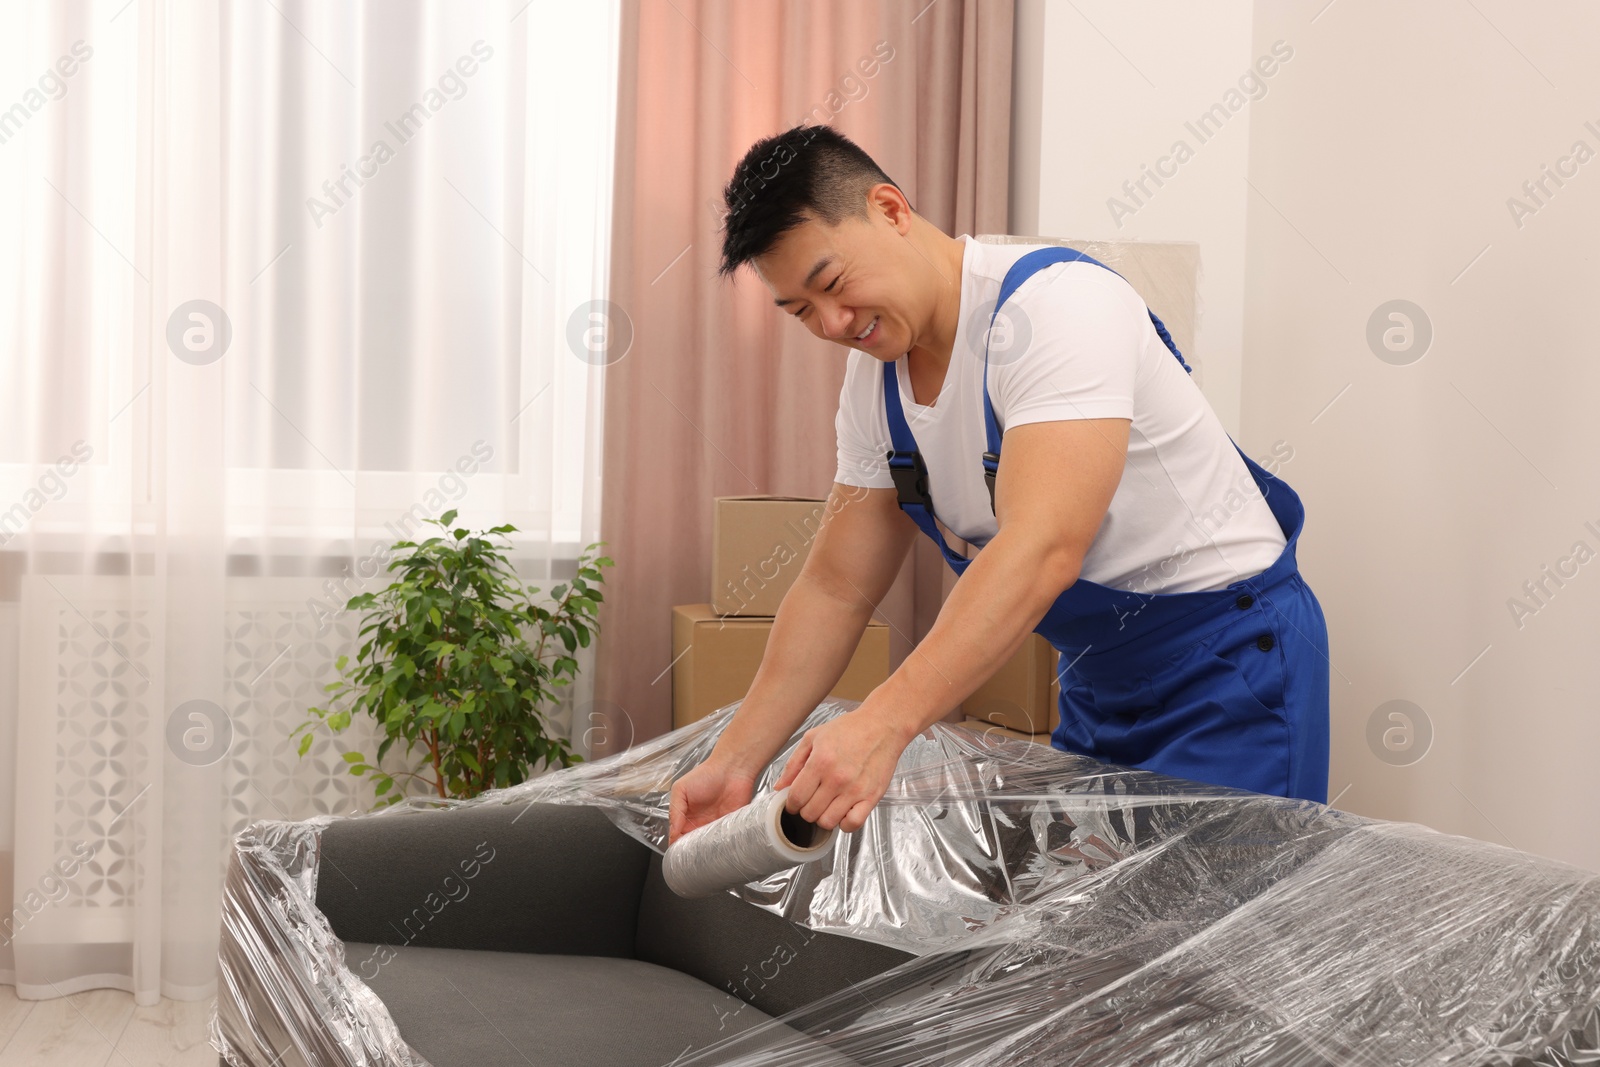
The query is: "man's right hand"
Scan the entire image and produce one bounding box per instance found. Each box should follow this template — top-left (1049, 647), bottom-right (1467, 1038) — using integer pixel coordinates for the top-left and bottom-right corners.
top-left (664, 482), bottom-right (912, 849)
top-left (667, 759), bottom-right (758, 846)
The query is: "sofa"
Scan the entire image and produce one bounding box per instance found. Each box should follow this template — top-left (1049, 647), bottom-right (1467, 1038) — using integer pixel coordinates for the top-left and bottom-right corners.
top-left (309, 800), bottom-right (912, 1067)
top-left (212, 703), bottom-right (1600, 1067)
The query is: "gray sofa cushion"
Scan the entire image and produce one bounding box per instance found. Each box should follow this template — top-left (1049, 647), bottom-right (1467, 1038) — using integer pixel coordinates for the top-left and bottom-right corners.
top-left (315, 800), bottom-right (916, 1064)
top-left (634, 852), bottom-right (917, 1020)
top-left (347, 942), bottom-right (860, 1067)
top-left (317, 802), bottom-right (652, 958)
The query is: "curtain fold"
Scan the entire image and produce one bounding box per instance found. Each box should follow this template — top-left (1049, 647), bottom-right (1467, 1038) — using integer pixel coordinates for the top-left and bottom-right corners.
top-left (0, 0), bottom-right (617, 1003)
top-left (595, 0), bottom-right (1014, 752)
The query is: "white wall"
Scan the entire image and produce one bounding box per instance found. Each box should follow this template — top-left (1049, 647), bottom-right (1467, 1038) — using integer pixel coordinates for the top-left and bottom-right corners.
top-left (1016, 0), bottom-right (1600, 871)
top-left (1012, 0), bottom-right (1261, 432)
top-left (1243, 0), bottom-right (1600, 872)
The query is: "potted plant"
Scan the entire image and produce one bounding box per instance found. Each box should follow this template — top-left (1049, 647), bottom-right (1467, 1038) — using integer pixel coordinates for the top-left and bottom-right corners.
top-left (293, 510), bottom-right (614, 805)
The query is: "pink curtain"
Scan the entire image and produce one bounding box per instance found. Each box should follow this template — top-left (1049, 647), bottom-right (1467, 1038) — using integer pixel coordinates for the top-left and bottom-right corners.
top-left (594, 0), bottom-right (1015, 753)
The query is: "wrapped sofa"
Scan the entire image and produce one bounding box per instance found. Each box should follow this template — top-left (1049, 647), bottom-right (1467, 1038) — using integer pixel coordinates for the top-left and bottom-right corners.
top-left (211, 699), bottom-right (1600, 1067)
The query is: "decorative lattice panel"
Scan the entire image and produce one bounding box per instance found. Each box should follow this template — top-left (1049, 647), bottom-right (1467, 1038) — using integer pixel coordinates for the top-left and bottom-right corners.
top-left (53, 608), bottom-right (152, 910)
top-left (18, 574), bottom-right (590, 927)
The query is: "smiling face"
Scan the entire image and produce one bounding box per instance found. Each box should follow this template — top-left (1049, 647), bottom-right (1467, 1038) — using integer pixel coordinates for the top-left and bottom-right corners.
top-left (753, 183), bottom-right (932, 361)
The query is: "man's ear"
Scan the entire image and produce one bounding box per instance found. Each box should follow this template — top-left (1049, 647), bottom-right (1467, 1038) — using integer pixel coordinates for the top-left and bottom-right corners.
top-left (869, 183), bottom-right (914, 235)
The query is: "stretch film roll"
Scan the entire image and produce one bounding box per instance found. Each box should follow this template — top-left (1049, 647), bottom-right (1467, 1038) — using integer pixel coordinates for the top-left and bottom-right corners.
top-left (663, 786), bottom-right (835, 899)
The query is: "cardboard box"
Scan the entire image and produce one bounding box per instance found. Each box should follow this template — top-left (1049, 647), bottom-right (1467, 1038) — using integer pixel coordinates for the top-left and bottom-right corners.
top-left (672, 604), bottom-right (890, 728)
top-left (961, 633), bottom-right (1061, 734)
top-left (711, 495), bottom-right (830, 617)
top-left (953, 717), bottom-right (1054, 746)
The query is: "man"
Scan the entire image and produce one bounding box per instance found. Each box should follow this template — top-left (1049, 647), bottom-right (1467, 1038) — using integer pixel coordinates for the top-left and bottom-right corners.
top-left (667, 124), bottom-right (1329, 846)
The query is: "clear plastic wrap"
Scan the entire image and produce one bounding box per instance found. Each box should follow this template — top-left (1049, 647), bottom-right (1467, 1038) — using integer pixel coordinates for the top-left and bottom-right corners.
top-left (662, 784), bottom-right (838, 898)
top-left (212, 699), bottom-right (1600, 1066)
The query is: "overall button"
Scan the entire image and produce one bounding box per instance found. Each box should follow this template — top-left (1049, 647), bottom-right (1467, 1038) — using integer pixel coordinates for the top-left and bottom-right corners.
top-left (1256, 634), bottom-right (1275, 652)
top-left (1236, 593), bottom-right (1255, 610)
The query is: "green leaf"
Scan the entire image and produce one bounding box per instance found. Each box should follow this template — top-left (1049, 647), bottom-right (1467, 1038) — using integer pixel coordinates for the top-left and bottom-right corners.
top-left (296, 514), bottom-right (608, 803)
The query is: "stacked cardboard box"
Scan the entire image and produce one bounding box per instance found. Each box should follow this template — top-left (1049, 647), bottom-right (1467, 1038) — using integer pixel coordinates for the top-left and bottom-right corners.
top-left (953, 717), bottom-right (1054, 746)
top-left (958, 632), bottom-right (1060, 745)
top-left (672, 496), bottom-right (889, 728)
top-left (672, 495), bottom-right (1061, 747)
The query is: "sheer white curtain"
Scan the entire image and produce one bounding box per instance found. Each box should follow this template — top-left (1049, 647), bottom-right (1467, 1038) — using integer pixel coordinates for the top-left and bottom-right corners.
top-left (0, 0), bottom-right (617, 1003)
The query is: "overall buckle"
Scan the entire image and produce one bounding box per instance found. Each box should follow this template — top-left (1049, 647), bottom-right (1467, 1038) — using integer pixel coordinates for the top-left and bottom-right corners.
top-left (982, 451), bottom-right (1000, 513)
top-left (885, 450), bottom-right (933, 509)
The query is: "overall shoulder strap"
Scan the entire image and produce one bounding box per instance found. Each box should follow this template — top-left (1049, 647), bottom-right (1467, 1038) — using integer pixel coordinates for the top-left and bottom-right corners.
top-left (882, 357), bottom-right (919, 455)
top-left (880, 359), bottom-right (969, 568)
top-left (979, 245), bottom-right (1193, 510)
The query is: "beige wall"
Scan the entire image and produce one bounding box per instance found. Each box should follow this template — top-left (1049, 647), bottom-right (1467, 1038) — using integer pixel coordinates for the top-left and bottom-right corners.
top-left (1011, 0), bottom-right (1259, 433)
top-left (1244, 0), bottom-right (1600, 871)
top-left (1016, 0), bottom-right (1600, 871)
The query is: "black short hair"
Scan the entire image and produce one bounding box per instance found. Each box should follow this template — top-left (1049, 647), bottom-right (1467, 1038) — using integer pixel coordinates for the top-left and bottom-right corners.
top-left (717, 124), bottom-right (907, 278)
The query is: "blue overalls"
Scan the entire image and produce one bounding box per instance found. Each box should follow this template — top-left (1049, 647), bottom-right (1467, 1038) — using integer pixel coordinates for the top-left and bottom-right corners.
top-left (882, 247), bottom-right (1330, 802)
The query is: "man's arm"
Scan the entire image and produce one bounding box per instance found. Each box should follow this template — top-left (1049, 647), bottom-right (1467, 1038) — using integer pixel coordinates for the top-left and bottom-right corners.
top-left (667, 479), bottom-right (914, 843)
top-left (774, 416), bottom-right (1130, 832)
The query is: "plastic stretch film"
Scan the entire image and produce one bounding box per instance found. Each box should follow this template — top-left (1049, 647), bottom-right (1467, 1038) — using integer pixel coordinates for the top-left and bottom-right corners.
top-left (664, 785), bottom-right (835, 898)
top-left (211, 698), bottom-right (1600, 1067)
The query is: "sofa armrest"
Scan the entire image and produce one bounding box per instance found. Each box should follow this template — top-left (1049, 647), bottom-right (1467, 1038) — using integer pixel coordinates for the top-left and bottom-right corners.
top-left (634, 851), bottom-right (918, 1019)
top-left (314, 801), bottom-right (651, 958)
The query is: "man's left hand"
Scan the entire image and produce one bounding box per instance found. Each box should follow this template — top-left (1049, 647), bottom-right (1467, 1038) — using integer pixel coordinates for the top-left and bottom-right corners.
top-left (772, 701), bottom-right (913, 833)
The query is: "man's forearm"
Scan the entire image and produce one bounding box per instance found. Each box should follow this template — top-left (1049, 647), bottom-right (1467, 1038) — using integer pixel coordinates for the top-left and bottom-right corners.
top-left (707, 571), bottom-right (879, 776)
top-left (870, 529), bottom-right (1077, 745)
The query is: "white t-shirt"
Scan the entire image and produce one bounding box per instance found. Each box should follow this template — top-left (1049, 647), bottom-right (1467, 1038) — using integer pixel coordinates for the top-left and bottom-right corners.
top-left (833, 234), bottom-right (1286, 595)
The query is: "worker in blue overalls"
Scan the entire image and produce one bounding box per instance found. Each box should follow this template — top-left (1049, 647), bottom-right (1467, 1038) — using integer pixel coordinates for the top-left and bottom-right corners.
top-left (668, 125), bottom-right (1330, 846)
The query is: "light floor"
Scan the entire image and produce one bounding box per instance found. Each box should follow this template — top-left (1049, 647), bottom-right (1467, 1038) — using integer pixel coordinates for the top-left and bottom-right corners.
top-left (0, 986), bottom-right (216, 1067)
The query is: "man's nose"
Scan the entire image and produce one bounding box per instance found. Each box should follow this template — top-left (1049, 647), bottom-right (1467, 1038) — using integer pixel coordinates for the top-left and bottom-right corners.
top-left (819, 307), bottom-right (854, 340)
